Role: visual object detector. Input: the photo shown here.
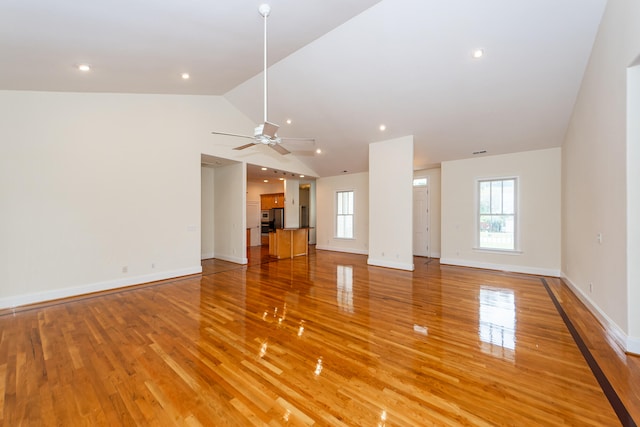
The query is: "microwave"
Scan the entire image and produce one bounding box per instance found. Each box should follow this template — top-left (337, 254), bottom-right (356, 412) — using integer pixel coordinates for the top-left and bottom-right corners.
top-left (261, 210), bottom-right (271, 221)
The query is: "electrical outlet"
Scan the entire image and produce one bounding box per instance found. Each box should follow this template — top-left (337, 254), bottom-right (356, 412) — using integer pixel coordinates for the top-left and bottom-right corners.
top-left (151, 263), bottom-right (155, 269)
top-left (122, 266), bottom-right (128, 273)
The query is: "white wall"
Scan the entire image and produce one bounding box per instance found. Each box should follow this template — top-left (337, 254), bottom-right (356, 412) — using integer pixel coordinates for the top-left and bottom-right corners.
top-left (0, 90), bottom-right (317, 308)
top-left (628, 63), bottom-right (640, 347)
top-left (413, 168), bottom-right (442, 258)
top-left (214, 163), bottom-right (246, 264)
top-left (284, 179), bottom-right (300, 228)
top-left (201, 165), bottom-right (216, 259)
top-left (246, 181), bottom-right (284, 205)
top-left (441, 148), bottom-right (561, 276)
top-left (562, 0), bottom-right (640, 354)
top-left (368, 136), bottom-right (414, 271)
top-left (316, 172), bottom-right (369, 254)
top-left (309, 181), bottom-right (317, 244)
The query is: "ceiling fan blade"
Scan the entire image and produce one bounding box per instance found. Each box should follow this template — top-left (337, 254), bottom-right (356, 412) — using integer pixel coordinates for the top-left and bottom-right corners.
top-left (262, 122), bottom-right (279, 138)
top-left (234, 142), bottom-right (257, 150)
top-left (211, 131), bottom-right (254, 140)
top-left (270, 144), bottom-right (290, 155)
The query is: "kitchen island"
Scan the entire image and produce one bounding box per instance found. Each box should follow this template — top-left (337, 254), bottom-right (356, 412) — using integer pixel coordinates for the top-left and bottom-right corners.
top-left (268, 228), bottom-right (309, 259)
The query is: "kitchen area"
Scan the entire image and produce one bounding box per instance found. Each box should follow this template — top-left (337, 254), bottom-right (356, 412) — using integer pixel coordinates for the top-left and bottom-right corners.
top-left (260, 193), bottom-right (285, 245)
top-left (245, 163), bottom-right (315, 260)
top-left (201, 158), bottom-right (315, 265)
top-left (258, 189), bottom-right (311, 259)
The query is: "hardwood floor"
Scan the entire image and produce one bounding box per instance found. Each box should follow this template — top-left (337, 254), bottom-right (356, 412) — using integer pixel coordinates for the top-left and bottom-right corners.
top-left (1, 248), bottom-right (638, 426)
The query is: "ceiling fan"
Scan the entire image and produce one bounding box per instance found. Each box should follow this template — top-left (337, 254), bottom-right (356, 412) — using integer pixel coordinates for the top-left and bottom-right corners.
top-left (211, 4), bottom-right (314, 155)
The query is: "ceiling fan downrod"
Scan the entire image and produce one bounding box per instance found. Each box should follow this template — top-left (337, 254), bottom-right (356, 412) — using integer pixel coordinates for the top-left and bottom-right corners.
top-left (259, 4), bottom-right (271, 124)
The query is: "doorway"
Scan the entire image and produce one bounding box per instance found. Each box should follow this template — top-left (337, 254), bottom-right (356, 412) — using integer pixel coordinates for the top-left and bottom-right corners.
top-left (413, 177), bottom-right (430, 257)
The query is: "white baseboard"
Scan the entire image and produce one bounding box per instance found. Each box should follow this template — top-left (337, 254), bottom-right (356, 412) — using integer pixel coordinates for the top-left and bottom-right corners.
top-left (213, 253), bottom-right (248, 264)
top-left (562, 274), bottom-right (639, 355)
top-left (429, 251), bottom-right (441, 258)
top-left (440, 257), bottom-right (560, 277)
top-left (316, 245), bottom-right (368, 255)
top-left (201, 252), bottom-right (215, 260)
top-left (627, 336), bottom-right (640, 355)
top-left (367, 257), bottom-right (414, 271)
top-left (0, 266), bottom-right (203, 310)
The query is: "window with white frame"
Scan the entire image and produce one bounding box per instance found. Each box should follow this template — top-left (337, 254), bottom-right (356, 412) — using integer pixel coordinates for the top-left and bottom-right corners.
top-left (413, 177), bottom-right (427, 187)
top-left (478, 178), bottom-right (516, 250)
top-left (336, 190), bottom-right (354, 239)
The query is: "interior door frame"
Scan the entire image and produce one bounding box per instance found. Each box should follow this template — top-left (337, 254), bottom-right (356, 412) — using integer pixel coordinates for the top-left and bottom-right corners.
top-left (412, 177), bottom-right (430, 257)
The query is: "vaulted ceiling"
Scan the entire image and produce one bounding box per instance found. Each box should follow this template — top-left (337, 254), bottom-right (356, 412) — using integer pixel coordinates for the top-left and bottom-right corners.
top-left (1, 0), bottom-right (607, 177)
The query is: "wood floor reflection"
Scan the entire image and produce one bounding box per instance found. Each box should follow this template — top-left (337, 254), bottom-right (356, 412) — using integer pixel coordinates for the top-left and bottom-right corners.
top-left (1, 249), bottom-right (638, 425)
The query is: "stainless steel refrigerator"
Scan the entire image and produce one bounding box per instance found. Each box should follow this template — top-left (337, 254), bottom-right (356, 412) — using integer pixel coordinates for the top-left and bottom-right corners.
top-left (272, 208), bottom-right (284, 229)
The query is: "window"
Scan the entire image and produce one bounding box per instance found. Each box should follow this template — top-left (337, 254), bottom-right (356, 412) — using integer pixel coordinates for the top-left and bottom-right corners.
top-left (336, 190), bottom-right (354, 238)
top-left (478, 178), bottom-right (516, 250)
top-left (413, 177), bottom-right (427, 187)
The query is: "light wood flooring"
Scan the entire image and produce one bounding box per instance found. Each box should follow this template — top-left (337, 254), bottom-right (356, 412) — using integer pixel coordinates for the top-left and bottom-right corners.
top-left (1, 247), bottom-right (638, 425)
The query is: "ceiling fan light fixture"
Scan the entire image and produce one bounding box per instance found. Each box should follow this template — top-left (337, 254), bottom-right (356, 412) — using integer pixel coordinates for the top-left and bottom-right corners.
top-left (258, 4), bottom-right (271, 17)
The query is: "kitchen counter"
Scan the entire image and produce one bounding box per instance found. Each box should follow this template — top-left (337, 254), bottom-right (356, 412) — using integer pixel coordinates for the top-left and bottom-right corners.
top-left (268, 228), bottom-right (309, 259)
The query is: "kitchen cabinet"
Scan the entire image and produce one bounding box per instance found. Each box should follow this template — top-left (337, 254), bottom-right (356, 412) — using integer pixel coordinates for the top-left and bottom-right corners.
top-left (260, 193), bottom-right (284, 210)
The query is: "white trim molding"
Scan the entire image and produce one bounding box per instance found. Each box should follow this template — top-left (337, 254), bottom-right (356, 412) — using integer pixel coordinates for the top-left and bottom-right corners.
top-left (213, 253), bottom-right (248, 265)
top-left (201, 252), bottom-right (215, 260)
top-left (562, 274), bottom-right (639, 355)
top-left (316, 245), bottom-right (368, 255)
top-left (627, 336), bottom-right (640, 355)
top-left (367, 257), bottom-right (414, 271)
top-left (440, 257), bottom-right (560, 277)
top-left (0, 266), bottom-right (203, 310)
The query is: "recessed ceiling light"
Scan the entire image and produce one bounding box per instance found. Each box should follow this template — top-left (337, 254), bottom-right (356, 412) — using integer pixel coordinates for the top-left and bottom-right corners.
top-left (77, 64), bottom-right (91, 72)
top-left (286, 119), bottom-right (292, 125)
top-left (263, 179), bottom-right (269, 183)
top-left (379, 124), bottom-right (386, 131)
top-left (472, 49), bottom-right (484, 59)
top-left (299, 175), bottom-right (305, 178)
top-left (279, 177), bottom-right (284, 181)
top-left (316, 148), bottom-right (322, 154)
top-left (181, 73), bottom-right (190, 80)
top-left (261, 167), bottom-right (267, 171)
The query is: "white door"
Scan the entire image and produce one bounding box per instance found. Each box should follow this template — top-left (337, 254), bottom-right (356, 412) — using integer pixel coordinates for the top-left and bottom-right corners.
top-left (246, 201), bottom-right (261, 247)
top-left (413, 181), bottom-right (430, 256)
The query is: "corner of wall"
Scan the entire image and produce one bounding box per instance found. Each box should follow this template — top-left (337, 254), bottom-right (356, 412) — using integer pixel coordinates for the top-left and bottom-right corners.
top-left (561, 273), bottom-right (633, 354)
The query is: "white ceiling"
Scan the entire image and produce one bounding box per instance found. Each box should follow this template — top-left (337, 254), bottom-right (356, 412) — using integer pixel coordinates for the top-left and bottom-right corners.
top-left (1, 0), bottom-right (606, 178)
